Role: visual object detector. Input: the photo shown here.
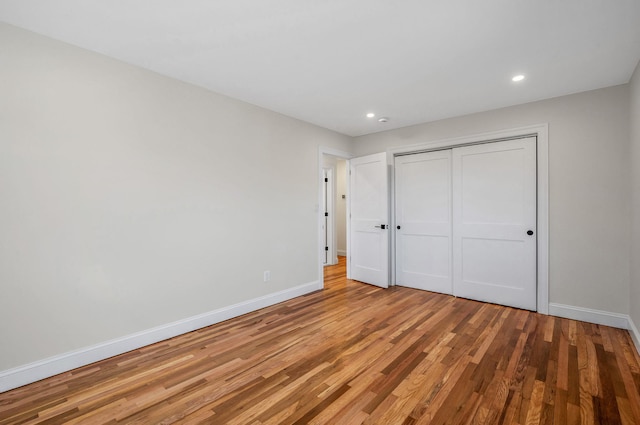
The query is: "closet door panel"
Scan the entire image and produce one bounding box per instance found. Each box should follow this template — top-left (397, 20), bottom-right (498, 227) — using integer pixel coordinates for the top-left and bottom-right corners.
top-left (452, 138), bottom-right (537, 310)
top-left (395, 151), bottom-right (452, 294)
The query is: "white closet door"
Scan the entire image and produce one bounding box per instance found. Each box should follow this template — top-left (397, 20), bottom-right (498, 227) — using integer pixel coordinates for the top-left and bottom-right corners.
top-left (452, 137), bottom-right (537, 310)
top-left (395, 151), bottom-right (452, 294)
top-left (350, 152), bottom-right (389, 288)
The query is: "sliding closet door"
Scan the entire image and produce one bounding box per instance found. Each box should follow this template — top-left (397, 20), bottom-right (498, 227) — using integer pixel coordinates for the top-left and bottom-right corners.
top-left (395, 151), bottom-right (453, 293)
top-left (452, 137), bottom-right (537, 310)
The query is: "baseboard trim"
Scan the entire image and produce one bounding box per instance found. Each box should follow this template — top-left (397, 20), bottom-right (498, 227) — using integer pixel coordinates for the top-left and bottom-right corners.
top-left (628, 316), bottom-right (640, 355)
top-left (548, 302), bottom-right (629, 329)
top-left (0, 280), bottom-right (321, 393)
top-left (337, 250), bottom-right (347, 256)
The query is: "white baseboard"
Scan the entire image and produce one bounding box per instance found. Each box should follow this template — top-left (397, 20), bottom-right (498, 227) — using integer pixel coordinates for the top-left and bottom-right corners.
top-left (337, 250), bottom-right (347, 257)
top-left (548, 302), bottom-right (630, 329)
top-left (628, 316), bottom-right (640, 355)
top-left (0, 280), bottom-right (321, 393)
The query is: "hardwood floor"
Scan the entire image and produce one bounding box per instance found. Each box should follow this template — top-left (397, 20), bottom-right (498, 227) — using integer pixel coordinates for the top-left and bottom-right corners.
top-left (2, 257), bottom-right (640, 424)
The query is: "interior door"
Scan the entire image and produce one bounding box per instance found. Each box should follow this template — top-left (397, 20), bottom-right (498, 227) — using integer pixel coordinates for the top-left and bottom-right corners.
top-left (349, 152), bottom-right (389, 288)
top-left (395, 151), bottom-right (452, 294)
top-left (322, 169), bottom-right (328, 265)
top-left (452, 137), bottom-right (537, 310)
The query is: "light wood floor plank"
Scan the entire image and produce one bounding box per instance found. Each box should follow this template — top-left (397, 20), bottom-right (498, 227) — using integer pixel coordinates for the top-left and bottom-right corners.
top-left (1, 257), bottom-right (639, 424)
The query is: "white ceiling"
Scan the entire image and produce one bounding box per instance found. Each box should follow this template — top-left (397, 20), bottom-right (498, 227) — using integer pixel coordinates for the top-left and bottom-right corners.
top-left (1, 1), bottom-right (640, 137)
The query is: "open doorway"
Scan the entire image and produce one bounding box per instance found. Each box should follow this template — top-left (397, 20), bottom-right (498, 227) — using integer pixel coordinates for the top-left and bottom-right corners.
top-left (321, 155), bottom-right (348, 267)
top-left (321, 167), bottom-right (334, 266)
top-left (319, 149), bottom-right (351, 286)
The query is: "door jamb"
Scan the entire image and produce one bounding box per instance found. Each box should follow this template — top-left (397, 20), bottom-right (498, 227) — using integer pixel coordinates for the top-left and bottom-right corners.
top-left (322, 167), bottom-right (336, 266)
top-left (387, 124), bottom-right (549, 315)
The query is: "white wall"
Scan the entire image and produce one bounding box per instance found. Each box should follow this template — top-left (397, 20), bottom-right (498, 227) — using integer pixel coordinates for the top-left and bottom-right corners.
top-left (354, 85), bottom-right (631, 315)
top-left (630, 60), bottom-right (640, 335)
top-left (0, 23), bottom-right (352, 372)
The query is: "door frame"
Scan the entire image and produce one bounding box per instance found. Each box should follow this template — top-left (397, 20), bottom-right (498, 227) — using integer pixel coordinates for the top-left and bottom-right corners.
top-left (322, 167), bottom-right (335, 266)
top-left (318, 147), bottom-right (353, 286)
top-left (388, 124), bottom-right (549, 314)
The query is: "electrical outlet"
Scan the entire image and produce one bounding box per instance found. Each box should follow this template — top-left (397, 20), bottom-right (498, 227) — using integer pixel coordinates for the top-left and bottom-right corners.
top-left (263, 270), bottom-right (271, 282)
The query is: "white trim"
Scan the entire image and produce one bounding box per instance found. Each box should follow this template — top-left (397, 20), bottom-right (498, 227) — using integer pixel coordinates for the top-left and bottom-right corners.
top-left (0, 280), bottom-right (320, 393)
top-left (387, 124), bottom-right (550, 314)
top-left (629, 316), bottom-right (640, 354)
top-left (387, 124), bottom-right (547, 157)
top-left (319, 147), bottom-right (353, 160)
top-left (389, 150), bottom-right (396, 286)
top-left (346, 159), bottom-right (351, 280)
top-left (548, 303), bottom-right (630, 329)
top-left (337, 250), bottom-right (347, 256)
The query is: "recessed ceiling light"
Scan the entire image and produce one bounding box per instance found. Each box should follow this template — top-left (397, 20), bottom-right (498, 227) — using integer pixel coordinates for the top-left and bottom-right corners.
top-left (378, 117), bottom-right (389, 123)
top-left (366, 112), bottom-right (375, 118)
top-left (512, 74), bottom-right (525, 82)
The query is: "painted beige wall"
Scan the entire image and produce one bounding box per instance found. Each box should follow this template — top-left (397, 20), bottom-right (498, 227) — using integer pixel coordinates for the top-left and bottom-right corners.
top-left (0, 24), bottom-right (352, 371)
top-left (354, 85), bottom-right (631, 315)
top-left (630, 60), bottom-right (640, 329)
